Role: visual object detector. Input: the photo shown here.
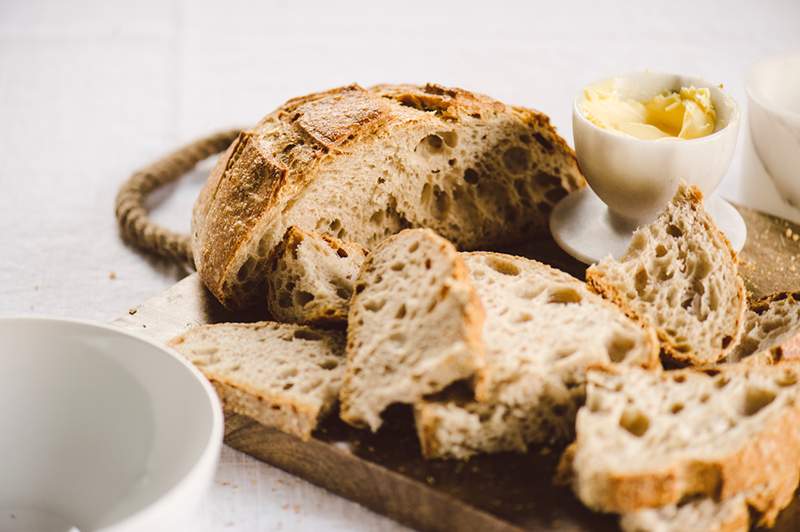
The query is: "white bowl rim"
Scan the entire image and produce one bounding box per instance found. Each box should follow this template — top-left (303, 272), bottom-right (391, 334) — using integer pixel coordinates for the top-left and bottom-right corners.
top-left (0, 314), bottom-right (224, 532)
top-left (573, 70), bottom-right (740, 144)
top-left (745, 50), bottom-right (800, 121)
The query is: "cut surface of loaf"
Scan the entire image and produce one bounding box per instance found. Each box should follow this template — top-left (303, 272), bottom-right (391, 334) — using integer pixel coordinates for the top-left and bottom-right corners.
top-left (414, 252), bottom-right (659, 459)
top-left (339, 229), bottom-right (484, 431)
top-left (192, 83), bottom-right (585, 308)
top-left (727, 291), bottom-right (800, 366)
top-left (586, 183), bottom-right (745, 366)
top-left (619, 495), bottom-right (749, 532)
top-left (266, 226), bottom-right (367, 325)
top-left (168, 321), bottom-right (345, 440)
top-left (569, 365), bottom-right (800, 524)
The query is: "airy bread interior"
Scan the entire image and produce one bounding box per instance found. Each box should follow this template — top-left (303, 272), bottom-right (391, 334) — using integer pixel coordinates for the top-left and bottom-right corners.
top-left (414, 252), bottom-right (659, 459)
top-left (587, 184), bottom-right (745, 366)
top-left (339, 229), bottom-right (484, 431)
top-left (169, 321), bottom-right (345, 440)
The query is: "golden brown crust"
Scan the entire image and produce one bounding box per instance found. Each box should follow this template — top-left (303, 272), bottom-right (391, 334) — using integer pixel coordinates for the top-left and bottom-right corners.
top-left (193, 83), bottom-right (584, 309)
top-left (578, 365), bottom-right (800, 516)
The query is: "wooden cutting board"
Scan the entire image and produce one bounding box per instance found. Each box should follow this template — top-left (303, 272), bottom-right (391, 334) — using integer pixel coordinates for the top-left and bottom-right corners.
top-left (113, 205), bottom-right (800, 532)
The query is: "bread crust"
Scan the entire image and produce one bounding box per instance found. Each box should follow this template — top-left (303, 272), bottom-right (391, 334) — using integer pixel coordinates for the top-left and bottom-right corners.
top-left (192, 83), bottom-right (584, 308)
top-left (574, 366), bottom-right (800, 521)
top-left (740, 291), bottom-right (800, 366)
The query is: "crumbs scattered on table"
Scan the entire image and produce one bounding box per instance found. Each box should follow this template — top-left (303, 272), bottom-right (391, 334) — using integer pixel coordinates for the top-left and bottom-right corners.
top-left (128, 308), bottom-right (137, 315)
top-left (109, 271), bottom-right (117, 280)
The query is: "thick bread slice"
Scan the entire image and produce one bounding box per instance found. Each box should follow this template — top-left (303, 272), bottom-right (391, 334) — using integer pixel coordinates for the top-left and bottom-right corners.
top-left (193, 83), bottom-right (585, 308)
top-left (414, 252), bottom-right (659, 459)
top-left (569, 365), bottom-right (800, 524)
top-left (620, 496), bottom-right (749, 532)
top-left (339, 229), bottom-right (484, 431)
top-left (168, 321), bottom-right (345, 440)
top-left (266, 226), bottom-right (367, 325)
top-left (727, 291), bottom-right (800, 365)
top-left (586, 183), bottom-right (746, 366)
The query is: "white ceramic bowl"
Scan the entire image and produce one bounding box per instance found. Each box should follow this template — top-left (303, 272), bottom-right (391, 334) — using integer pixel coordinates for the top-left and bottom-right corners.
top-left (0, 317), bottom-right (223, 532)
top-left (747, 51), bottom-right (800, 207)
top-left (573, 72), bottom-right (741, 224)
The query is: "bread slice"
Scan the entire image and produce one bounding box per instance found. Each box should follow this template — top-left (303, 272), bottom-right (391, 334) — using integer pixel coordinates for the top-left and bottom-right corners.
top-left (168, 321), bottom-right (345, 440)
top-left (727, 291), bottom-right (800, 365)
top-left (569, 365), bottom-right (800, 524)
top-left (620, 496), bottom-right (749, 532)
top-left (339, 229), bottom-right (484, 431)
top-left (193, 83), bottom-right (585, 308)
top-left (586, 183), bottom-right (746, 366)
top-left (266, 226), bottom-right (367, 325)
top-left (414, 252), bottom-right (659, 459)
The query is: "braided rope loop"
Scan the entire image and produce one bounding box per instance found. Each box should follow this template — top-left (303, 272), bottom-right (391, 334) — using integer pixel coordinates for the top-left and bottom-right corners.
top-left (115, 129), bottom-right (241, 267)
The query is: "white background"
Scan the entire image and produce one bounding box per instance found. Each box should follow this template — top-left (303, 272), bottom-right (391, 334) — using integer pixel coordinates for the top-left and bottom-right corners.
top-left (1, 1), bottom-right (798, 530)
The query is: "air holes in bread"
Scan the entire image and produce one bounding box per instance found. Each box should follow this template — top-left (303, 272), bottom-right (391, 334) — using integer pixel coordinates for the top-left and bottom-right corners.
top-left (667, 224), bottom-right (683, 238)
top-left (715, 376), bottom-right (730, 388)
top-left (548, 287), bottom-right (582, 304)
top-left (417, 134), bottom-right (445, 155)
top-left (463, 168), bottom-right (479, 184)
top-left (486, 256), bottom-right (521, 276)
top-left (545, 187), bottom-right (567, 204)
top-left (391, 262), bottom-right (404, 271)
top-left (607, 335), bottom-right (635, 363)
top-left (336, 247), bottom-right (349, 258)
top-left (655, 244), bottom-right (668, 257)
top-left (533, 132), bottom-right (553, 152)
top-left (395, 304), bottom-right (407, 319)
top-left (293, 329), bottom-right (321, 341)
top-left (364, 299), bottom-right (386, 312)
top-left (673, 374), bottom-right (687, 383)
top-left (635, 267), bottom-right (648, 295)
top-left (670, 403), bottom-right (684, 414)
top-left (329, 219), bottom-right (342, 232)
top-left (318, 359), bottom-right (338, 370)
top-left (721, 335), bottom-right (733, 349)
top-left (515, 312), bottom-right (533, 324)
top-left (294, 291), bottom-right (315, 307)
top-left (503, 147), bottom-right (529, 173)
top-left (335, 286), bottom-right (351, 300)
top-left (619, 408), bottom-right (650, 437)
top-left (777, 371), bottom-right (798, 387)
top-left (742, 387), bottom-right (777, 416)
top-left (438, 130), bottom-right (458, 148)
top-left (433, 187), bottom-right (451, 219)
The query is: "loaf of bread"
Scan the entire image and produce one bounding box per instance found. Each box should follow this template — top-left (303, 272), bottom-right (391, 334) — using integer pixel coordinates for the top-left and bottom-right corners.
top-left (414, 252), bottom-right (659, 459)
top-left (568, 365), bottom-right (800, 526)
top-left (727, 291), bottom-right (800, 365)
top-left (339, 229), bottom-right (485, 431)
top-left (266, 226), bottom-right (367, 325)
top-left (587, 183), bottom-right (746, 366)
top-left (168, 321), bottom-right (345, 440)
top-left (192, 83), bottom-right (585, 308)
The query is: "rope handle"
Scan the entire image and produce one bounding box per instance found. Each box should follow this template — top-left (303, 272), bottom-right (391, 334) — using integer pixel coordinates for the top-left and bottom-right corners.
top-left (115, 129), bottom-right (242, 268)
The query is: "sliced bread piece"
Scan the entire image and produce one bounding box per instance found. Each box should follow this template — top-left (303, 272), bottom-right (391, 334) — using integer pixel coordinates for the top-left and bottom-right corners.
top-left (586, 183), bottom-right (746, 366)
top-left (266, 226), bottom-right (367, 325)
top-left (339, 229), bottom-right (485, 431)
top-left (414, 252), bottom-right (659, 459)
top-left (193, 83), bottom-right (585, 309)
top-left (168, 321), bottom-right (345, 440)
top-left (619, 495), bottom-right (749, 532)
top-left (727, 291), bottom-right (800, 365)
top-left (569, 365), bottom-right (800, 524)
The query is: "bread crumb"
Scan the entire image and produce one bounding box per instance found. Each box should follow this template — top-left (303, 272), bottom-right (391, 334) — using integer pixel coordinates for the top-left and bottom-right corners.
top-left (109, 271), bottom-right (117, 280)
top-left (128, 308), bottom-right (138, 315)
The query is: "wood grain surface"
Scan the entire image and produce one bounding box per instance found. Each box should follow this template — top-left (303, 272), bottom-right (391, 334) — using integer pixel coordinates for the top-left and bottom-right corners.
top-left (113, 205), bottom-right (800, 532)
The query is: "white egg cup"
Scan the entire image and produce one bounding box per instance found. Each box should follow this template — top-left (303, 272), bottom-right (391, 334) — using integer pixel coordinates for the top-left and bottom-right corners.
top-left (747, 51), bottom-right (800, 208)
top-left (550, 72), bottom-right (745, 264)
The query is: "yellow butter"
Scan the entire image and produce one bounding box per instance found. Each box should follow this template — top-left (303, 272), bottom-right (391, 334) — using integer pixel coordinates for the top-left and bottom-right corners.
top-left (581, 82), bottom-right (716, 140)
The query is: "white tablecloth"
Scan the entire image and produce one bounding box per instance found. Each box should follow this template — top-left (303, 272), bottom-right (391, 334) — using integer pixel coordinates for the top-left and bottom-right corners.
top-left (1, 1), bottom-right (798, 529)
